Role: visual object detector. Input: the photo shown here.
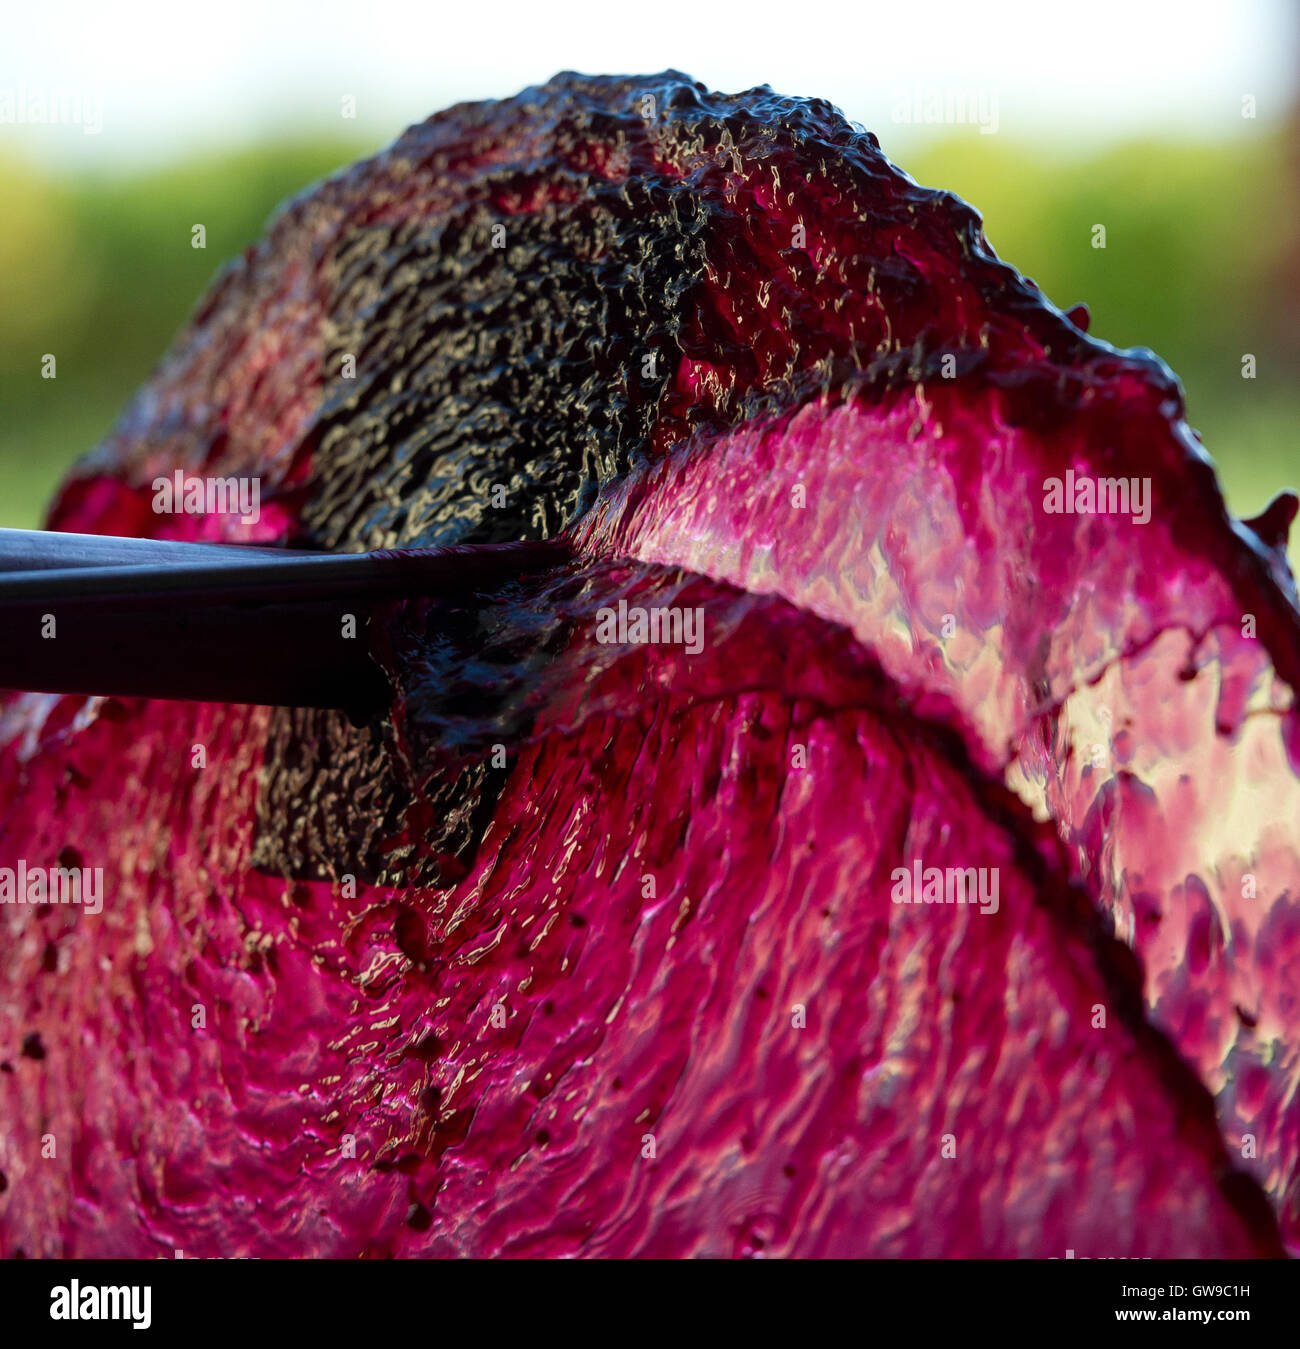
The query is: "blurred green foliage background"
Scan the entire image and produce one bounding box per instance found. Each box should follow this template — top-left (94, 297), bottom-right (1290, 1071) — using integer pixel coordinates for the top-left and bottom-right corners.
top-left (1, 129), bottom-right (1296, 555)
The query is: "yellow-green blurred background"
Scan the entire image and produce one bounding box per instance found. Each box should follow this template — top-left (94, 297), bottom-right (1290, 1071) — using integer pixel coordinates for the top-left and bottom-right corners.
top-left (2, 0), bottom-right (1297, 554)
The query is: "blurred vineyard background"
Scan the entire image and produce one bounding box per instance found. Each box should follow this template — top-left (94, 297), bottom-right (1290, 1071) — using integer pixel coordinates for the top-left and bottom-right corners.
top-left (1, 121), bottom-right (1297, 560)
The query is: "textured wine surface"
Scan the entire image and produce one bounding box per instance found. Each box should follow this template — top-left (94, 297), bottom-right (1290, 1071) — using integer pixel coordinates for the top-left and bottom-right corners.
top-left (0, 71), bottom-right (1296, 1257)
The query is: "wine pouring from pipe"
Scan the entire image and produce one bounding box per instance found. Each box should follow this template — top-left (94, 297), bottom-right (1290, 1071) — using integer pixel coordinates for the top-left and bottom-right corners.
top-left (0, 528), bottom-right (567, 715)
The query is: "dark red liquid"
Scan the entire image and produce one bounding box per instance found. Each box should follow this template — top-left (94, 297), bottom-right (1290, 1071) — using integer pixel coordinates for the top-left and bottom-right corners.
top-left (0, 71), bottom-right (1295, 1256)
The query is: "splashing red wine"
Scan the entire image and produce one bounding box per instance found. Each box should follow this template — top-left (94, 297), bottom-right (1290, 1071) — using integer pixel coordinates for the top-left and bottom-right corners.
top-left (0, 72), bottom-right (1296, 1257)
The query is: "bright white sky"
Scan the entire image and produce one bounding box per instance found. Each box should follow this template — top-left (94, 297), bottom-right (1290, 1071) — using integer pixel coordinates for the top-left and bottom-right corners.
top-left (0, 0), bottom-right (1294, 170)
